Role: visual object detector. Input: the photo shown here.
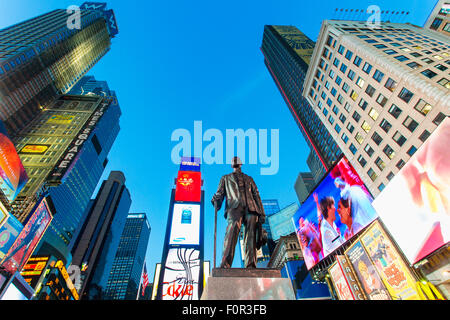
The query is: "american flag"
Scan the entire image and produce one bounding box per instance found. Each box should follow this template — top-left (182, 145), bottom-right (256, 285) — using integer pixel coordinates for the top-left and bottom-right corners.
top-left (141, 263), bottom-right (149, 296)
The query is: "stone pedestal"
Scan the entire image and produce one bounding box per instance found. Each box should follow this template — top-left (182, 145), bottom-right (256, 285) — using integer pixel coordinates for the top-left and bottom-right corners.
top-left (201, 268), bottom-right (295, 300)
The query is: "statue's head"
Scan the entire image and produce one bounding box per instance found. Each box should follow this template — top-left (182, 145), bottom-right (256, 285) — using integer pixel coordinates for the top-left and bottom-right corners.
top-left (231, 156), bottom-right (242, 169)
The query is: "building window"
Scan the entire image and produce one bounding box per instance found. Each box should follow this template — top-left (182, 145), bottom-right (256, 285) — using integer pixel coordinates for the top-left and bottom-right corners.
top-left (361, 121), bottom-right (371, 133)
top-left (349, 143), bottom-right (357, 154)
top-left (353, 55), bottom-right (362, 67)
top-left (362, 62), bottom-right (372, 74)
top-left (384, 77), bottom-right (397, 91)
top-left (341, 133), bottom-right (349, 144)
top-left (388, 104), bottom-right (402, 119)
top-left (364, 144), bottom-right (374, 157)
top-left (437, 78), bottom-right (450, 89)
top-left (407, 145), bottom-right (418, 157)
top-left (398, 87), bottom-right (414, 103)
top-left (345, 50), bottom-right (353, 60)
top-left (392, 131), bottom-right (406, 146)
top-left (430, 18), bottom-right (443, 30)
top-left (342, 82), bottom-right (350, 93)
top-left (356, 76), bottom-right (365, 88)
top-left (407, 61), bottom-right (422, 69)
top-left (352, 111), bottom-right (361, 123)
top-left (384, 49), bottom-right (397, 55)
top-left (378, 183), bottom-right (386, 192)
top-left (358, 98), bottom-right (368, 110)
top-left (421, 69), bottom-right (437, 79)
top-left (387, 172), bottom-right (394, 181)
top-left (375, 157), bottom-right (386, 171)
top-left (369, 108), bottom-right (379, 121)
top-left (365, 84), bottom-right (376, 97)
top-left (339, 113), bottom-right (347, 123)
top-left (379, 119), bottom-right (392, 133)
top-left (394, 55), bottom-right (409, 62)
top-left (414, 99), bottom-right (432, 116)
top-left (372, 132), bottom-right (383, 145)
top-left (338, 45), bottom-right (345, 54)
top-left (403, 116), bottom-right (418, 132)
top-left (432, 112), bottom-right (446, 126)
top-left (435, 64), bottom-right (448, 71)
top-left (373, 69), bottom-right (385, 82)
top-left (346, 122), bottom-right (355, 133)
top-left (367, 168), bottom-right (377, 181)
top-left (340, 63), bottom-right (348, 73)
top-left (376, 93), bottom-right (388, 107)
top-left (350, 90), bottom-right (358, 101)
top-left (347, 69), bottom-right (356, 80)
top-left (383, 144), bottom-right (396, 159)
top-left (396, 159), bottom-right (405, 169)
top-left (418, 130), bottom-right (431, 142)
top-left (333, 58), bottom-right (340, 67)
top-left (355, 132), bottom-right (364, 144)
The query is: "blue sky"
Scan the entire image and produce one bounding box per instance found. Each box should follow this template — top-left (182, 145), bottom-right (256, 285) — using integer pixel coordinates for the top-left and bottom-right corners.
top-left (1, 0), bottom-right (436, 281)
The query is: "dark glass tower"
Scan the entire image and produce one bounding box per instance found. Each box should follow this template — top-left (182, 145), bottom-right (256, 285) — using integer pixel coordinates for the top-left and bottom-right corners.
top-left (261, 25), bottom-right (342, 176)
top-left (0, 2), bottom-right (118, 137)
top-left (70, 171), bottom-right (131, 300)
top-left (104, 213), bottom-right (151, 300)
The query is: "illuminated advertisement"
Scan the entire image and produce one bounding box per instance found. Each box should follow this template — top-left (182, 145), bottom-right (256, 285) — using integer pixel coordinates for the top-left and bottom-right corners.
top-left (20, 256), bottom-right (50, 289)
top-left (0, 198), bottom-right (53, 275)
top-left (180, 156), bottom-right (201, 172)
top-left (19, 144), bottom-right (50, 155)
top-left (281, 260), bottom-right (331, 300)
top-left (335, 255), bottom-right (365, 300)
top-left (345, 240), bottom-right (391, 300)
top-left (372, 118), bottom-right (450, 264)
top-left (46, 114), bottom-right (74, 124)
top-left (161, 248), bottom-right (200, 300)
top-left (174, 171), bottom-right (201, 202)
top-left (328, 261), bottom-right (354, 300)
top-left (360, 220), bottom-right (421, 300)
top-left (292, 156), bottom-right (378, 270)
top-left (0, 214), bottom-right (23, 260)
top-left (0, 121), bottom-right (28, 203)
top-left (0, 202), bottom-right (7, 227)
top-left (169, 203), bottom-right (200, 245)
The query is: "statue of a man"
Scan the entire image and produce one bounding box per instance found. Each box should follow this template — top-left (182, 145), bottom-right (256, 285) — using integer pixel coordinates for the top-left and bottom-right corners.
top-left (211, 156), bottom-right (266, 268)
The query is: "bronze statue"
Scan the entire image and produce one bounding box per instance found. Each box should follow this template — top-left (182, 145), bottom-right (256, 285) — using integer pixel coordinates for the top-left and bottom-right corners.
top-left (211, 157), bottom-right (266, 268)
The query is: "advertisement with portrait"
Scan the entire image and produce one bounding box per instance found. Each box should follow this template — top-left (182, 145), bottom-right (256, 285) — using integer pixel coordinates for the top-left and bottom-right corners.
top-left (372, 118), bottom-right (450, 265)
top-left (0, 198), bottom-right (52, 276)
top-left (0, 121), bottom-right (28, 204)
top-left (161, 248), bottom-right (201, 300)
top-left (292, 156), bottom-right (378, 270)
top-left (328, 261), bottom-right (354, 300)
top-left (169, 203), bottom-right (201, 246)
top-left (0, 214), bottom-right (23, 260)
top-left (174, 171), bottom-right (201, 202)
top-left (281, 259), bottom-right (331, 300)
top-left (360, 220), bottom-right (420, 300)
top-left (345, 240), bottom-right (391, 300)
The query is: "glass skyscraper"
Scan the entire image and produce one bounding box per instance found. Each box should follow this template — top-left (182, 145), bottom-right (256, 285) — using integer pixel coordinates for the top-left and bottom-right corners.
top-left (267, 202), bottom-right (300, 241)
top-left (104, 213), bottom-right (151, 300)
top-left (261, 25), bottom-right (342, 177)
top-left (0, 2), bottom-right (118, 137)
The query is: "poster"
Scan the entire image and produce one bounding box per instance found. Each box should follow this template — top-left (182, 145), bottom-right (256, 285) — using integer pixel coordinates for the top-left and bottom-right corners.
top-left (328, 262), bottom-right (354, 300)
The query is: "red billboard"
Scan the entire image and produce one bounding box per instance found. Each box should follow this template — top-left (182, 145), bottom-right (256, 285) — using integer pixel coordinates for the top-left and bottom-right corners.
top-left (174, 171), bottom-right (201, 202)
top-left (0, 198), bottom-right (52, 275)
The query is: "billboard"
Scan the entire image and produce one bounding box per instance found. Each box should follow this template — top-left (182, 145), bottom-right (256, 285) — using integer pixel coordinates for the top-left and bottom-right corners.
top-left (292, 156), bottom-right (378, 269)
top-left (20, 256), bottom-right (50, 289)
top-left (174, 171), bottom-right (201, 202)
top-left (372, 118), bottom-right (450, 264)
top-left (335, 255), bottom-right (366, 300)
top-left (0, 215), bottom-right (23, 260)
top-left (0, 202), bottom-right (7, 227)
top-left (360, 220), bottom-right (421, 300)
top-left (46, 115), bottom-right (74, 124)
top-left (0, 198), bottom-right (53, 275)
top-left (345, 240), bottom-right (391, 300)
top-left (281, 260), bottom-right (331, 300)
top-left (0, 121), bottom-right (28, 203)
top-left (328, 261), bottom-right (354, 300)
top-left (169, 203), bottom-right (201, 245)
top-left (161, 248), bottom-right (201, 300)
top-left (179, 157), bottom-right (201, 172)
top-left (19, 144), bottom-right (50, 155)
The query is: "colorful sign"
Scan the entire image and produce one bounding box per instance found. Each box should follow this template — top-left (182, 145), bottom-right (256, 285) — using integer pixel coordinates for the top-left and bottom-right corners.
top-left (19, 144), bottom-right (50, 155)
top-left (345, 240), bottom-right (391, 300)
top-left (180, 157), bottom-right (201, 172)
top-left (0, 121), bottom-right (28, 203)
top-left (46, 115), bottom-right (74, 124)
top-left (0, 214), bottom-right (23, 260)
top-left (372, 118), bottom-right (450, 264)
top-left (55, 260), bottom-right (79, 300)
top-left (335, 255), bottom-right (366, 300)
top-left (174, 171), bottom-right (201, 202)
top-left (20, 256), bottom-right (50, 289)
top-left (161, 248), bottom-right (200, 300)
top-left (328, 261), bottom-right (354, 300)
top-left (360, 220), bottom-right (421, 300)
top-left (169, 203), bottom-right (201, 246)
top-left (292, 156), bottom-right (378, 269)
top-left (0, 198), bottom-right (53, 275)
top-left (0, 202), bottom-right (7, 227)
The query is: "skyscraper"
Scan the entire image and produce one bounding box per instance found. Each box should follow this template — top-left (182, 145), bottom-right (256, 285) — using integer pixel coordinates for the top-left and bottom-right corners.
top-left (294, 172), bottom-right (316, 204)
top-left (70, 171), bottom-right (131, 299)
top-left (261, 25), bottom-right (342, 178)
top-left (0, 2), bottom-right (118, 137)
top-left (302, 20), bottom-right (449, 196)
top-left (261, 199), bottom-right (280, 255)
top-left (424, 0), bottom-right (450, 37)
top-left (267, 202), bottom-right (300, 242)
top-left (104, 213), bottom-right (151, 300)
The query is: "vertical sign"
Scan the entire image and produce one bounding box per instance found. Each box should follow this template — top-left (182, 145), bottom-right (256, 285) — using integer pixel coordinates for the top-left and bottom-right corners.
top-left (335, 255), bottom-right (366, 300)
top-left (328, 261), bottom-right (354, 300)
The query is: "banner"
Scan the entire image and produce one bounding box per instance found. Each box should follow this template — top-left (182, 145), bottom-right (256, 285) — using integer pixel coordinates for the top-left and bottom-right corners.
top-left (0, 215), bottom-right (23, 260)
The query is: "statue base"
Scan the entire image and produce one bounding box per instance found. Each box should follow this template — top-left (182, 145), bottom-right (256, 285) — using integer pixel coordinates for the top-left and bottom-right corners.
top-left (200, 268), bottom-right (296, 300)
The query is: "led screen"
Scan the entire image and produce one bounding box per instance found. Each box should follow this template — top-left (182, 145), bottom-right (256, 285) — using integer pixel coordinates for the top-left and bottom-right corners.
top-left (292, 156), bottom-right (378, 270)
top-left (169, 203), bottom-right (200, 246)
top-left (174, 171), bottom-right (201, 202)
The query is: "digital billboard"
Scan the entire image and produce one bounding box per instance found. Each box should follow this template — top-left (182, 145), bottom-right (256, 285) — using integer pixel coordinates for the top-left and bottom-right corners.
top-left (372, 118), bottom-right (450, 264)
top-left (19, 144), bottom-right (50, 155)
top-left (292, 156), bottom-right (378, 269)
top-left (359, 220), bottom-right (420, 300)
top-left (161, 248), bottom-right (201, 300)
top-left (179, 156), bottom-right (201, 172)
top-left (0, 198), bottom-right (52, 275)
top-left (20, 256), bottom-right (50, 289)
top-left (0, 121), bottom-right (28, 203)
top-left (0, 214), bottom-right (23, 260)
top-left (174, 171), bottom-right (201, 202)
top-left (169, 203), bottom-right (200, 246)
top-left (46, 114), bottom-right (74, 124)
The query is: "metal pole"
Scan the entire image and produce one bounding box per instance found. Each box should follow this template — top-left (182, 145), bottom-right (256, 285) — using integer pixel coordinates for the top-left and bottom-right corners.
top-left (214, 206), bottom-right (218, 269)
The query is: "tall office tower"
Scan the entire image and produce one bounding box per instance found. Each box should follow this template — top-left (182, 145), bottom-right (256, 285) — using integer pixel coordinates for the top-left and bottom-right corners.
top-left (306, 150), bottom-right (325, 183)
top-left (424, 0), bottom-right (450, 37)
top-left (0, 2), bottom-right (118, 137)
top-left (70, 171), bottom-right (131, 300)
top-left (294, 171), bottom-right (316, 204)
top-left (302, 20), bottom-right (449, 197)
top-left (104, 213), bottom-right (151, 300)
top-left (267, 202), bottom-right (300, 242)
top-left (261, 25), bottom-right (343, 177)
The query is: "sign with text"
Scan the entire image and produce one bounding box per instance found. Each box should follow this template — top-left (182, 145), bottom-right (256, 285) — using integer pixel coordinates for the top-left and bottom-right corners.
top-left (174, 171), bottom-right (201, 202)
top-left (169, 203), bottom-right (201, 246)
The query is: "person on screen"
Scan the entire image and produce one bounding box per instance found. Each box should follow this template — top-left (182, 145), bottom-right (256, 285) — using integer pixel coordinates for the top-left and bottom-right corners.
top-left (314, 194), bottom-right (343, 257)
top-left (337, 198), bottom-right (363, 240)
top-left (334, 177), bottom-right (375, 227)
top-left (297, 217), bottom-right (322, 265)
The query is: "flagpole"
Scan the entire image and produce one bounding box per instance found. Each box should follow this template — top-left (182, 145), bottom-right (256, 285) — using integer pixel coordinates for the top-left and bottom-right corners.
top-left (136, 262), bottom-right (146, 300)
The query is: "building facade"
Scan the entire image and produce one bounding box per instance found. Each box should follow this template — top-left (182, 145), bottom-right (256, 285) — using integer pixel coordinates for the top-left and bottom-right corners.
top-left (294, 172), bottom-right (316, 204)
top-left (267, 202), bottom-right (300, 242)
top-left (424, 0), bottom-right (450, 37)
top-left (104, 213), bottom-right (151, 300)
top-left (70, 171), bottom-right (131, 299)
top-left (0, 3), bottom-right (118, 137)
top-left (302, 20), bottom-right (449, 196)
top-left (261, 25), bottom-right (343, 177)
top-left (267, 233), bottom-right (303, 269)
